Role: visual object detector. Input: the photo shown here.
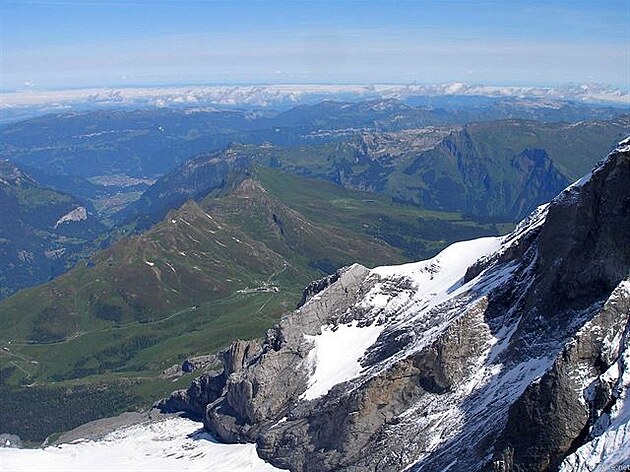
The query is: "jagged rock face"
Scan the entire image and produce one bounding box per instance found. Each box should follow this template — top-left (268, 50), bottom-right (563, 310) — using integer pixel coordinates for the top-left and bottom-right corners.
top-left (204, 264), bottom-right (371, 443)
top-left (490, 283), bottom-right (630, 471)
top-left (296, 270), bottom-right (342, 309)
top-left (162, 141), bottom-right (630, 471)
top-left (534, 149), bottom-right (630, 314)
top-left (155, 371), bottom-right (225, 420)
top-left (557, 292), bottom-right (630, 471)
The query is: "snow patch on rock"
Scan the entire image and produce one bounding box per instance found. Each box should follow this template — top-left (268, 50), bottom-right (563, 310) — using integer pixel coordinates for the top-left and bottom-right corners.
top-left (559, 280), bottom-right (630, 472)
top-left (301, 320), bottom-right (385, 401)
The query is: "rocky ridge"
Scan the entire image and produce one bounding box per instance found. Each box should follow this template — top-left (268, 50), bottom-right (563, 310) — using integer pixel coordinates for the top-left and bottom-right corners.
top-left (160, 138), bottom-right (630, 471)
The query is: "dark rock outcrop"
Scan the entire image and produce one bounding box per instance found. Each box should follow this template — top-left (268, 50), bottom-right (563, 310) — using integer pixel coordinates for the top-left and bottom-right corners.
top-left (160, 354), bottom-right (219, 379)
top-left (296, 269), bottom-right (342, 308)
top-left (491, 283), bottom-right (630, 471)
top-left (155, 371), bottom-right (225, 420)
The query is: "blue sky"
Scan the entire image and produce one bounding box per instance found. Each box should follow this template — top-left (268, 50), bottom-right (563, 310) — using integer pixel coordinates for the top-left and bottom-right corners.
top-left (1, 0), bottom-right (628, 90)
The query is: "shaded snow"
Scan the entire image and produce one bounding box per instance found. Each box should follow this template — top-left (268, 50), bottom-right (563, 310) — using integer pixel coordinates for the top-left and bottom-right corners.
top-left (0, 417), bottom-right (283, 472)
top-left (559, 354), bottom-right (630, 471)
top-left (617, 135), bottom-right (630, 153)
top-left (569, 170), bottom-right (594, 189)
top-left (564, 137), bottom-right (628, 195)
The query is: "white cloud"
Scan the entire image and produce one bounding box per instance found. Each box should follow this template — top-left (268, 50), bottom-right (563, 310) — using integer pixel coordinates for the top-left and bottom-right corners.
top-left (1, 82), bottom-right (628, 112)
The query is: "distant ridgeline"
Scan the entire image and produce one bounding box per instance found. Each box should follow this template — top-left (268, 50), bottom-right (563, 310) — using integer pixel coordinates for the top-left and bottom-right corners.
top-left (0, 105), bottom-right (625, 300)
top-left (119, 116), bottom-right (628, 227)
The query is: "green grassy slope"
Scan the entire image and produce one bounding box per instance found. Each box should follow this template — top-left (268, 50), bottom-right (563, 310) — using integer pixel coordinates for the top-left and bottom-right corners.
top-left (244, 117), bottom-right (628, 220)
top-left (0, 168), bottom-right (504, 442)
top-left (460, 118), bottom-right (628, 180)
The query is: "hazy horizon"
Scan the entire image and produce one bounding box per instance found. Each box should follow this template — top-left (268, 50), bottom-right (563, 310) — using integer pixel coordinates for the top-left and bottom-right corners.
top-left (1, 0), bottom-right (628, 92)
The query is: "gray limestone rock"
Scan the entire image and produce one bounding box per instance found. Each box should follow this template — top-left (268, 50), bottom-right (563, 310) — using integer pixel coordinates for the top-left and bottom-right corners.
top-left (163, 142), bottom-right (630, 472)
top-left (204, 264), bottom-right (371, 443)
top-left (155, 371), bottom-right (225, 420)
top-left (296, 269), bottom-right (342, 308)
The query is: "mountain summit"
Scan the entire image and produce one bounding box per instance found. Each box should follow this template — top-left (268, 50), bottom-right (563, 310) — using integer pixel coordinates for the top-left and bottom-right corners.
top-left (160, 138), bottom-right (630, 471)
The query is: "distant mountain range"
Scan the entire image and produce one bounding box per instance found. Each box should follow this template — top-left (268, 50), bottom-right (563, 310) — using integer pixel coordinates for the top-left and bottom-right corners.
top-left (120, 115), bottom-right (627, 226)
top-left (0, 110), bottom-right (627, 300)
top-left (1, 99), bottom-right (625, 179)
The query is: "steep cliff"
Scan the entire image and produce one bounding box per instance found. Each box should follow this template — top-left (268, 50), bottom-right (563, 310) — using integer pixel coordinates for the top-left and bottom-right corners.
top-left (161, 138), bottom-right (630, 471)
